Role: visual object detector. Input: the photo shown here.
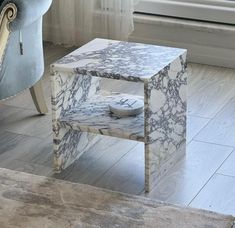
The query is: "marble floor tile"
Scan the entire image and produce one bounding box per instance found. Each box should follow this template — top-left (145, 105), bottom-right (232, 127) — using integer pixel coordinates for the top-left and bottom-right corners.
top-left (0, 131), bottom-right (52, 167)
top-left (187, 64), bottom-right (233, 97)
top-left (94, 143), bottom-right (145, 195)
top-left (195, 97), bottom-right (235, 147)
top-left (190, 174), bottom-right (235, 216)
top-left (187, 115), bottom-right (210, 143)
top-left (143, 141), bottom-right (233, 206)
top-left (54, 136), bottom-right (138, 185)
top-left (0, 103), bottom-right (22, 120)
top-left (217, 151), bottom-right (235, 177)
top-left (188, 64), bottom-right (235, 118)
top-left (0, 159), bottom-right (53, 176)
top-left (0, 104), bottom-right (52, 139)
top-left (0, 90), bottom-right (34, 110)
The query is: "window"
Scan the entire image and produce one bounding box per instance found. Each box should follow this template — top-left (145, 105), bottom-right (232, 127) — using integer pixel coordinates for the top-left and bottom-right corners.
top-left (135, 0), bottom-right (235, 24)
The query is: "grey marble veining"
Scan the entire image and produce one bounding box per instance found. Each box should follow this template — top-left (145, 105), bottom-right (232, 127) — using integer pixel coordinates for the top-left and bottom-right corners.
top-left (51, 38), bottom-right (187, 191)
top-left (50, 70), bottom-right (101, 120)
top-left (144, 62), bottom-right (187, 190)
top-left (51, 71), bottom-right (101, 172)
top-left (60, 92), bottom-right (145, 142)
top-left (53, 38), bottom-right (187, 82)
top-left (52, 125), bottom-right (100, 172)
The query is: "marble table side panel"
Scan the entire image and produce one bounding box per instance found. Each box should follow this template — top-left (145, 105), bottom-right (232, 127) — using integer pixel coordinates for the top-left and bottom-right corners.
top-left (169, 53), bottom-right (187, 73)
top-left (50, 68), bottom-right (101, 171)
top-left (53, 125), bottom-right (100, 172)
top-left (50, 68), bottom-right (101, 120)
top-left (144, 65), bottom-right (187, 192)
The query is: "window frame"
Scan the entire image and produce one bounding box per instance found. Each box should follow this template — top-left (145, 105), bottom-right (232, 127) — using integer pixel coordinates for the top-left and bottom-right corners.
top-left (135, 0), bottom-right (235, 25)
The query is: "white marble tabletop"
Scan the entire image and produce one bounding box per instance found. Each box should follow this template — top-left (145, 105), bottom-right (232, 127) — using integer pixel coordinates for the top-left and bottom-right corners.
top-left (52, 38), bottom-right (187, 82)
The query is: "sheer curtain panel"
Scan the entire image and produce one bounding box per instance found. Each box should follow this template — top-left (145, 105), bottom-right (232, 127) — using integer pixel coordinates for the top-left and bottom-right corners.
top-left (43, 0), bottom-right (138, 46)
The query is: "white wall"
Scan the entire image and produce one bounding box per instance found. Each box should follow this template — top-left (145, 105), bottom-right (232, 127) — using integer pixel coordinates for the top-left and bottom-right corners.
top-left (130, 14), bottom-right (235, 68)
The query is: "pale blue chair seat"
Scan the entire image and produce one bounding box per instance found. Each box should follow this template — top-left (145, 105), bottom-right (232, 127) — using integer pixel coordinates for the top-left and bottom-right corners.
top-left (0, 0), bottom-right (52, 113)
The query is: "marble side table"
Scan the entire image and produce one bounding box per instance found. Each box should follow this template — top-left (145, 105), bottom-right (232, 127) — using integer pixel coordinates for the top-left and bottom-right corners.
top-left (50, 39), bottom-right (187, 192)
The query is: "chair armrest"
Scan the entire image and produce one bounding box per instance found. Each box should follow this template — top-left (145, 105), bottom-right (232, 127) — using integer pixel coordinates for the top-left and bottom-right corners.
top-left (0, 0), bottom-right (52, 31)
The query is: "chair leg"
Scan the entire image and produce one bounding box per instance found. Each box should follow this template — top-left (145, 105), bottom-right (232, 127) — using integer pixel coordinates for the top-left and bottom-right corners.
top-left (30, 80), bottom-right (48, 114)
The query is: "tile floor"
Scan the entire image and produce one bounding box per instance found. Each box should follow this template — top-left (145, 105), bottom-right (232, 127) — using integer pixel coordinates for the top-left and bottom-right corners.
top-left (0, 42), bottom-right (235, 216)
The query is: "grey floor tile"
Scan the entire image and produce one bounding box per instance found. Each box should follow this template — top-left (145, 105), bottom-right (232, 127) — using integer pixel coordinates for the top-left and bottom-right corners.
top-left (190, 174), bottom-right (235, 216)
top-left (0, 105), bottom-right (52, 139)
top-left (0, 131), bottom-right (52, 167)
top-left (94, 143), bottom-right (144, 195)
top-left (188, 64), bottom-right (235, 118)
top-left (187, 115), bottom-right (210, 143)
top-left (195, 97), bottom-right (235, 147)
top-left (217, 151), bottom-right (235, 177)
top-left (145, 141), bottom-right (233, 206)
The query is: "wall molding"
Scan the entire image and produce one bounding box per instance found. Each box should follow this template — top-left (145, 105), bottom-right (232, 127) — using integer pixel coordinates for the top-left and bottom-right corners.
top-left (130, 14), bottom-right (235, 68)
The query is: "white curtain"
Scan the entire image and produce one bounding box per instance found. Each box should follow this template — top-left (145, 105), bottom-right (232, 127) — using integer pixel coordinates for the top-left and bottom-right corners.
top-left (43, 0), bottom-right (139, 46)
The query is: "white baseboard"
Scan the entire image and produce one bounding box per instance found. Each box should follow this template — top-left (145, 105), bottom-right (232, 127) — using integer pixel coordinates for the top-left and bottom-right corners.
top-left (130, 14), bottom-right (235, 68)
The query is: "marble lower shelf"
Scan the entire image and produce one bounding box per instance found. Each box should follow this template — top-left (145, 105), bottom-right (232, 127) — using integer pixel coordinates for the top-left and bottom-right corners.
top-left (59, 92), bottom-right (145, 142)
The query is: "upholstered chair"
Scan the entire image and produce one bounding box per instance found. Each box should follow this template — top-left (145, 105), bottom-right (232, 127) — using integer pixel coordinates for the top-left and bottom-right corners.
top-left (0, 0), bottom-right (52, 114)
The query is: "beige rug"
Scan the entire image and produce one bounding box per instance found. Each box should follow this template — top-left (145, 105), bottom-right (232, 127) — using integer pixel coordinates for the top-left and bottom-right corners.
top-left (0, 168), bottom-right (234, 228)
